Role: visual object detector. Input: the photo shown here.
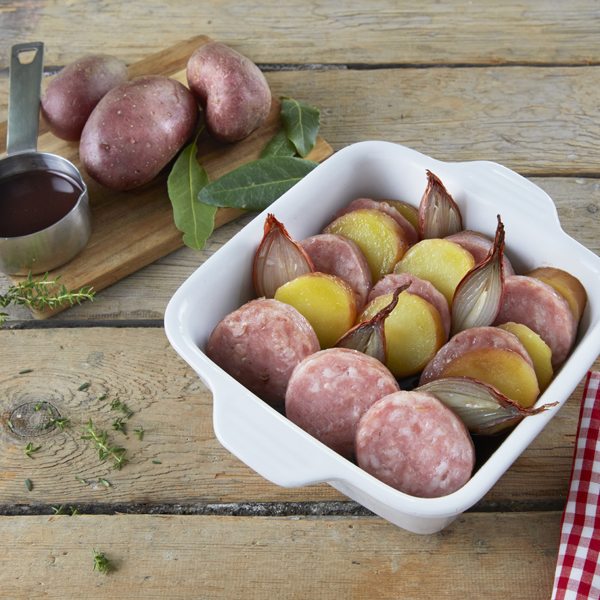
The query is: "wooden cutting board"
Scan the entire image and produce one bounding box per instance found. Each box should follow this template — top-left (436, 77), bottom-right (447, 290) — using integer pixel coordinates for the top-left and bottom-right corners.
top-left (0, 35), bottom-right (334, 318)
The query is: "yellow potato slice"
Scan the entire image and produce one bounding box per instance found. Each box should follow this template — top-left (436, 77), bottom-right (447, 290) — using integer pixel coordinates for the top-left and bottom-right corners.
top-left (324, 209), bottom-right (407, 283)
top-left (497, 322), bottom-right (554, 391)
top-left (393, 238), bottom-right (475, 307)
top-left (437, 347), bottom-right (540, 408)
top-left (526, 266), bottom-right (588, 322)
top-left (381, 199), bottom-right (419, 232)
top-left (359, 292), bottom-right (445, 378)
top-left (275, 272), bottom-right (357, 349)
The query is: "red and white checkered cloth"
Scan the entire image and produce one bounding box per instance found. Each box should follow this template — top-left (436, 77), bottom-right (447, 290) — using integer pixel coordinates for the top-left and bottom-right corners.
top-left (553, 371), bottom-right (600, 600)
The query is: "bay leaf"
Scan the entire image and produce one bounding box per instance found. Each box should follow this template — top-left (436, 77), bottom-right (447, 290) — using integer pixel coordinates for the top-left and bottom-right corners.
top-left (281, 97), bottom-right (321, 158)
top-left (199, 157), bottom-right (319, 211)
top-left (260, 129), bottom-right (298, 158)
top-left (167, 133), bottom-right (215, 251)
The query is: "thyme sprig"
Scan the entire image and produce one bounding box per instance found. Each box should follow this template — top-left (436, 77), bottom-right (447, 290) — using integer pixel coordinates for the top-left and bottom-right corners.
top-left (0, 272), bottom-right (95, 327)
top-left (44, 416), bottom-right (71, 431)
top-left (109, 398), bottom-right (133, 419)
top-left (92, 548), bottom-right (113, 575)
top-left (81, 419), bottom-right (128, 471)
top-left (24, 442), bottom-right (41, 459)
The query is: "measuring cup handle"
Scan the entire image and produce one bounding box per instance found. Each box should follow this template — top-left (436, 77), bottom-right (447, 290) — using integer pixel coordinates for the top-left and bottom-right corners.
top-left (7, 42), bottom-right (44, 156)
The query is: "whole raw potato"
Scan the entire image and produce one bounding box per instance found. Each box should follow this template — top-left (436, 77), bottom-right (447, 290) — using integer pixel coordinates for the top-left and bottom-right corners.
top-left (186, 42), bottom-right (271, 142)
top-left (79, 75), bottom-right (199, 190)
top-left (41, 54), bottom-right (129, 141)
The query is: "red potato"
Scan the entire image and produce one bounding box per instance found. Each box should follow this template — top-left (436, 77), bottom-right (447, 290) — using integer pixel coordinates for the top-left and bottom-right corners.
top-left (41, 54), bottom-right (129, 141)
top-left (186, 42), bottom-right (271, 143)
top-left (79, 76), bottom-right (199, 190)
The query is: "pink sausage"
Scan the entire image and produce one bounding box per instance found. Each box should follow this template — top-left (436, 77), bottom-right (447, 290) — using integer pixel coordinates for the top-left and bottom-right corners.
top-left (299, 233), bottom-right (373, 312)
top-left (492, 275), bottom-right (577, 368)
top-left (367, 273), bottom-right (451, 340)
top-left (419, 326), bottom-right (534, 386)
top-left (355, 391), bottom-right (475, 498)
top-left (445, 230), bottom-right (515, 275)
top-left (285, 348), bottom-right (400, 459)
top-left (330, 198), bottom-right (419, 246)
top-left (206, 298), bottom-right (320, 407)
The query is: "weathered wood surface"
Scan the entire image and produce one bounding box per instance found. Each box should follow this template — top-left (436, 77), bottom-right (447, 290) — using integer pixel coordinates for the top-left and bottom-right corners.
top-left (0, 327), bottom-right (595, 507)
top-left (0, 512), bottom-right (560, 600)
top-left (1, 0), bottom-right (600, 68)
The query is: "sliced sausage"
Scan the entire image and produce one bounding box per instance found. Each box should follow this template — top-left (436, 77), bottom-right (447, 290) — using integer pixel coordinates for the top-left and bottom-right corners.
top-left (299, 233), bottom-right (373, 311)
top-left (285, 347), bottom-right (400, 459)
top-left (419, 325), bottom-right (534, 386)
top-left (492, 275), bottom-right (578, 368)
top-left (445, 230), bottom-right (515, 275)
top-left (367, 272), bottom-right (451, 340)
top-left (206, 298), bottom-right (320, 407)
top-left (355, 391), bottom-right (475, 498)
top-left (330, 198), bottom-right (419, 246)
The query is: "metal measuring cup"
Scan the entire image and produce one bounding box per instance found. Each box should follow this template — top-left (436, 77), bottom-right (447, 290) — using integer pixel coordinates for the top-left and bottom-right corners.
top-left (0, 42), bottom-right (92, 275)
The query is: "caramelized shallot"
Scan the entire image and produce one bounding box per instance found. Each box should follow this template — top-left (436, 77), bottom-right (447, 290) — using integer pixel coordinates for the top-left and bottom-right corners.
top-left (451, 216), bottom-right (506, 335)
top-left (418, 170), bottom-right (463, 239)
top-left (253, 214), bottom-right (314, 298)
top-left (334, 285), bottom-right (408, 364)
top-left (418, 377), bottom-right (557, 435)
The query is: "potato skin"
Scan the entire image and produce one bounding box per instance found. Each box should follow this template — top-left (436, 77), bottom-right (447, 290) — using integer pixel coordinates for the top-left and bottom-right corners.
top-left (41, 55), bottom-right (129, 141)
top-left (186, 42), bottom-right (271, 142)
top-left (79, 75), bottom-right (199, 190)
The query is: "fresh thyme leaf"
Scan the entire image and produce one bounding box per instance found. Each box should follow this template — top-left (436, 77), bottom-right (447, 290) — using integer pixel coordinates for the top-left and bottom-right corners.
top-left (18, 369), bottom-right (33, 374)
top-left (44, 416), bottom-right (71, 431)
top-left (280, 97), bottom-right (321, 157)
top-left (198, 157), bottom-right (319, 211)
top-left (260, 129), bottom-right (298, 158)
top-left (25, 478), bottom-right (33, 491)
top-left (92, 548), bottom-right (112, 575)
top-left (167, 129), bottom-right (215, 251)
top-left (24, 442), bottom-right (41, 459)
top-left (133, 427), bottom-right (144, 441)
top-left (46, 406), bottom-right (52, 415)
top-left (51, 505), bottom-right (67, 515)
top-left (152, 461), bottom-right (162, 464)
top-left (112, 417), bottom-right (126, 434)
top-left (75, 477), bottom-right (88, 485)
top-left (0, 272), bottom-right (95, 327)
top-left (97, 394), bottom-right (107, 401)
top-left (7, 420), bottom-right (13, 429)
top-left (77, 382), bottom-right (90, 391)
top-left (70, 506), bottom-right (79, 516)
top-left (110, 399), bottom-right (133, 419)
top-left (98, 477), bottom-right (111, 487)
top-left (33, 402), bottom-right (44, 411)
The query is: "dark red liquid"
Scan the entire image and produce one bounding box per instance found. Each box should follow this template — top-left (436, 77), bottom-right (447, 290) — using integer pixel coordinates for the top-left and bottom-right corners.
top-left (0, 169), bottom-right (83, 238)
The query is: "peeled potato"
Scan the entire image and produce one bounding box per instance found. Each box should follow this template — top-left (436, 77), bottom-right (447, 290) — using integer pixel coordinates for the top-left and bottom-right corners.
top-left (393, 238), bottom-right (475, 307)
top-left (497, 322), bottom-right (554, 391)
top-left (526, 267), bottom-right (588, 322)
top-left (275, 272), bottom-right (357, 348)
top-left (358, 292), bottom-right (445, 378)
top-left (324, 209), bottom-right (408, 282)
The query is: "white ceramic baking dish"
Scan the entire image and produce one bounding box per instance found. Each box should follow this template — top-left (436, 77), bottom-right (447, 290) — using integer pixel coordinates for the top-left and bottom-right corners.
top-left (164, 141), bottom-right (600, 534)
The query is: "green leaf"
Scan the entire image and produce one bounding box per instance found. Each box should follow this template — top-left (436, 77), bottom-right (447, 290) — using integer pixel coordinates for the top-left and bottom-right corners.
top-left (260, 130), bottom-right (298, 158)
top-left (198, 157), bottom-right (319, 212)
top-left (280, 97), bottom-right (321, 158)
top-left (167, 132), bottom-right (216, 251)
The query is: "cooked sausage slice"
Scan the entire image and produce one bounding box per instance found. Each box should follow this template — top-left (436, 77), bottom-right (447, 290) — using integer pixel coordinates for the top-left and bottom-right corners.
top-left (206, 298), bottom-right (320, 407)
top-left (445, 230), bottom-right (515, 275)
top-left (355, 391), bottom-right (475, 498)
top-left (285, 348), bottom-right (400, 459)
top-left (299, 233), bottom-right (373, 311)
top-left (492, 275), bottom-right (577, 369)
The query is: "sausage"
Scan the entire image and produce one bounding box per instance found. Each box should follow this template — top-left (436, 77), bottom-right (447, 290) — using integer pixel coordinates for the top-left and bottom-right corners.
top-left (367, 272), bottom-right (451, 340)
top-left (419, 326), bottom-right (535, 385)
top-left (445, 230), bottom-right (515, 275)
top-left (206, 298), bottom-right (320, 407)
top-left (355, 391), bottom-right (475, 498)
top-left (492, 275), bottom-right (577, 368)
top-left (330, 198), bottom-right (419, 246)
top-left (299, 233), bottom-right (373, 312)
top-left (285, 347), bottom-right (400, 459)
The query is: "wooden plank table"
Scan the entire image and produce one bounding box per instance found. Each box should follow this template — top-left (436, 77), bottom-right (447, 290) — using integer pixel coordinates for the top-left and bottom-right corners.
top-left (1, 2), bottom-right (599, 598)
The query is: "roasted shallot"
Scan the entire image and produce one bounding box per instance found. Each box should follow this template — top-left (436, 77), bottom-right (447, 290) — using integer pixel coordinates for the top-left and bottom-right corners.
top-left (418, 170), bottom-right (463, 239)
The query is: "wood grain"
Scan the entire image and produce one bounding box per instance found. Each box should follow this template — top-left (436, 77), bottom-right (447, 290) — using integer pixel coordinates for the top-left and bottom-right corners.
top-left (0, 328), bottom-right (595, 506)
top-left (0, 512), bottom-right (560, 600)
top-left (2, 0), bottom-right (600, 68)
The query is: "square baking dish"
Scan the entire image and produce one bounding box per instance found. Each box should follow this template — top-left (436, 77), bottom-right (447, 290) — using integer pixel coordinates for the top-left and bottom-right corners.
top-left (164, 141), bottom-right (600, 534)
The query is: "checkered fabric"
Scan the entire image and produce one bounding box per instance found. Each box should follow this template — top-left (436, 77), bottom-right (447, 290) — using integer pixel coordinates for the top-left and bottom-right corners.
top-left (552, 371), bottom-right (600, 600)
